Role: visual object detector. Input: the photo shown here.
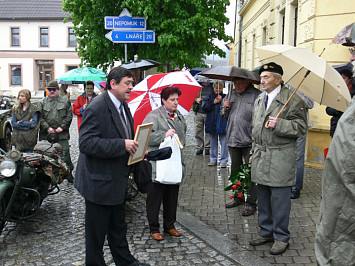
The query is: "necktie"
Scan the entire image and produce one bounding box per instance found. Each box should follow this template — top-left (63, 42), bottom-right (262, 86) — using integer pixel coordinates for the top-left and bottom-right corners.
top-left (119, 104), bottom-right (127, 125)
top-left (168, 113), bottom-right (175, 120)
top-left (265, 94), bottom-right (269, 110)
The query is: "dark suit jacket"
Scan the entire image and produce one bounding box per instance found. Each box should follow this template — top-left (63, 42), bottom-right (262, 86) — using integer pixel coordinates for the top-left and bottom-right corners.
top-left (74, 90), bottom-right (134, 205)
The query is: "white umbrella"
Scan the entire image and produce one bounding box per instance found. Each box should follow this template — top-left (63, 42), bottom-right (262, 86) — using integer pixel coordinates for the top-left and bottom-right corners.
top-left (256, 44), bottom-right (351, 112)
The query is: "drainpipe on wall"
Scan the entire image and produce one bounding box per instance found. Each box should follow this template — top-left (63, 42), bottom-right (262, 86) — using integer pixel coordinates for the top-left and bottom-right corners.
top-left (237, 15), bottom-right (243, 67)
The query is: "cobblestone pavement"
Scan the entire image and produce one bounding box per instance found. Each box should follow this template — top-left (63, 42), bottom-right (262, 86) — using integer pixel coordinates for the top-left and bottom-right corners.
top-left (0, 111), bottom-right (323, 265)
top-left (180, 112), bottom-right (322, 266)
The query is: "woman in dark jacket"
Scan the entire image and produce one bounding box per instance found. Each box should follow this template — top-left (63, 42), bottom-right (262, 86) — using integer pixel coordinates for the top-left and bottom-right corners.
top-left (202, 80), bottom-right (228, 167)
top-left (326, 69), bottom-right (355, 137)
top-left (11, 89), bottom-right (40, 152)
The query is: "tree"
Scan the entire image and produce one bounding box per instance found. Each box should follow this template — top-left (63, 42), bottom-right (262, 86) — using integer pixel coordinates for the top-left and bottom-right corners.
top-left (63, 0), bottom-right (232, 71)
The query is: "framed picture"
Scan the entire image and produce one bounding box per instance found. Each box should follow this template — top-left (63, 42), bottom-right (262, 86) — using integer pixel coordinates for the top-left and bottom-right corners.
top-left (127, 122), bottom-right (153, 165)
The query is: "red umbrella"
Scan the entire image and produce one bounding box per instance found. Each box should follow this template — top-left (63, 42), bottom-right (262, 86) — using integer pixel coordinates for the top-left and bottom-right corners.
top-left (127, 71), bottom-right (202, 131)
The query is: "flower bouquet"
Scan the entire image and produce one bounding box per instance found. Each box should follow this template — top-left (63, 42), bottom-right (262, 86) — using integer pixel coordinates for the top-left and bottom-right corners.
top-left (224, 163), bottom-right (252, 199)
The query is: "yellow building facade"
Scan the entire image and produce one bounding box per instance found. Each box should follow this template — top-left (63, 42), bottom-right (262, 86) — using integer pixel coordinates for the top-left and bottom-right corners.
top-left (230, 0), bottom-right (355, 167)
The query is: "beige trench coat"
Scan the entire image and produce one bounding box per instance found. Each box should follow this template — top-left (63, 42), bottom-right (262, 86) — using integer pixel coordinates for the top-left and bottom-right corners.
top-left (251, 86), bottom-right (308, 187)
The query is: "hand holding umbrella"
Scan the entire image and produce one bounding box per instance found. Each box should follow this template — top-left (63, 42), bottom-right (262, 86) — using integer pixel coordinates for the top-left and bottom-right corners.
top-left (256, 44), bottom-right (351, 128)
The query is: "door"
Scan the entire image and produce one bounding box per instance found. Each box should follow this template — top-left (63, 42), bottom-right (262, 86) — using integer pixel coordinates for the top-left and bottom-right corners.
top-left (38, 62), bottom-right (53, 91)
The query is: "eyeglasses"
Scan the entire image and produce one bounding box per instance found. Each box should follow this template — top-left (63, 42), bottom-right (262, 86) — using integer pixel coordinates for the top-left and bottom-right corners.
top-left (47, 88), bottom-right (57, 92)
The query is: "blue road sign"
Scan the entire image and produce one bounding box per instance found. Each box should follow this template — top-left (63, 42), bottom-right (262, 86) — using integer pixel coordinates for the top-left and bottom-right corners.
top-left (105, 30), bottom-right (155, 43)
top-left (105, 16), bottom-right (146, 30)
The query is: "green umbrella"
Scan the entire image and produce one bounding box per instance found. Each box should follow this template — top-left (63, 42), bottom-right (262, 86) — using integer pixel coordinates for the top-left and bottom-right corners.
top-left (57, 66), bottom-right (107, 83)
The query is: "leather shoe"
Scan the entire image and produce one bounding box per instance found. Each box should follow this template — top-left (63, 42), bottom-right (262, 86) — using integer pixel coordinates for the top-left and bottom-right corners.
top-left (164, 228), bottom-right (182, 237)
top-left (196, 149), bottom-right (203, 155)
top-left (205, 149), bottom-right (210, 155)
top-left (67, 172), bottom-right (74, 184)
top-left (127, 260), bottom-right (151, 266)
top-left (128, 260), bottom-right (150, 266)
top-left (290, 189), bottom-right (300, 199)
top-left (242, 206), bottom-right (256, 216)
top-left (225, 198), bottom-right (243, 208)
top-left (150, 232), bottom-right (164, 241)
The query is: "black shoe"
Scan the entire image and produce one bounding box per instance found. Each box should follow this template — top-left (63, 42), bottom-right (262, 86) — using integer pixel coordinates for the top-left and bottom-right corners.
top-left (205, 149), bottom-right (210, 155)
top-left (127, 260), bottom-right (150, 266)
top-left (225, 198), bottom-right (243, 208)
top-left (67, 172), bottom-right (74, 184)
top-left (196, 149), bottom-right (203, 155)
top-left (290, 189), bottom-right (300, 199)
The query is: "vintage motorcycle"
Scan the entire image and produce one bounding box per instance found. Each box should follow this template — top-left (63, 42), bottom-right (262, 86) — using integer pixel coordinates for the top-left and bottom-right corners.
top-left (0, 133), bottom-right (70, 233)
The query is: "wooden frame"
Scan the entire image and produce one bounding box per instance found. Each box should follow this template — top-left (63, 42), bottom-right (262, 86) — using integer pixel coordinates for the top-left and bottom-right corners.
top-left (127, 122), bottom-right (153, 165)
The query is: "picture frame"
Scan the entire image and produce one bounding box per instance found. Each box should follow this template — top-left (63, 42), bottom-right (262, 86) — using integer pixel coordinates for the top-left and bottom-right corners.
top-left (127, 122), bottom-right (153, 165)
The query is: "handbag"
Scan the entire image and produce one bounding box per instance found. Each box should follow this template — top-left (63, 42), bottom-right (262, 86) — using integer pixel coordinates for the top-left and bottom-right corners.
top-left (133, 160), bottom-right (153, 193)
top-left (155, 134), bottom-right (183, 184)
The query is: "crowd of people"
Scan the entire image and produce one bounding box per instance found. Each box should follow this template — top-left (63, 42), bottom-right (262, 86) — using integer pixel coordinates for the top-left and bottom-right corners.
top-left (8, 53), bottom-right (355, 264)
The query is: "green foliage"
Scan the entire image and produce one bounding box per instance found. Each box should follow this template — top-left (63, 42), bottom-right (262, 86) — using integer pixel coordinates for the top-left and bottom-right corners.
top-left (63, 0), bottom-right (232, 71)
top-left (224, 163), bottom-right (252, 199)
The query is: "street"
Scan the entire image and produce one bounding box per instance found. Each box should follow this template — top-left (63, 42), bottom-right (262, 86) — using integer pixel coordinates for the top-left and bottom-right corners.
top-left (0, 112), bottom-right (322, 265)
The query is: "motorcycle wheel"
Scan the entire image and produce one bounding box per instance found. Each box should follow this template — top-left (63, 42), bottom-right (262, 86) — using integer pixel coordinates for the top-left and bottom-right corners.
top-left (0, 127), bottom-right (11, 152)
top-left (0, 199), bottom-right (6, 233)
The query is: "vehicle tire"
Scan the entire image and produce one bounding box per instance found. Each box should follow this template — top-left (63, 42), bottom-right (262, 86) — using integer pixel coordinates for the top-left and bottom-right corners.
top-left (0, 127), bottom-right (11, 152)
top-left (0, 199), bottom-right (6, 234)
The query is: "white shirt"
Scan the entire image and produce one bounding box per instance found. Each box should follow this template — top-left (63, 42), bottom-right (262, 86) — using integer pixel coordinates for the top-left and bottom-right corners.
top-left (108, 90), bottom-right (127, 122)
top-left (265, 85), bottom-right (281, 111)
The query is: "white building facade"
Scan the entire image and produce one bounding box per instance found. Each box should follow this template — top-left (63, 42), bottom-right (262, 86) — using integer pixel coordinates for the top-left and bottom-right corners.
top-left (0, 0), bottom-right (80, 97)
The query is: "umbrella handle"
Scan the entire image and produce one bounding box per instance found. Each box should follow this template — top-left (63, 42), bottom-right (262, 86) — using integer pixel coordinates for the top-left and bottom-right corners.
top-left (265, 70), bottom-right (310, 129)
top-left (175, 135), bottom-right (184, 149)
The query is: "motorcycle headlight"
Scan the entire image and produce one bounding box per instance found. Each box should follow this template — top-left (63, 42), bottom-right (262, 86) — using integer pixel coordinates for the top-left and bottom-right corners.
top-left (0, 159), bottom-right (17, 177)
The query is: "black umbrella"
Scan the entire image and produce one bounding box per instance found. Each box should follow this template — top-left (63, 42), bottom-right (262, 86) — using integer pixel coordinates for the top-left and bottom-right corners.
top-left (120, 59), bottom-right (161, 71)
top-left (199, 66), bottom-right (260, 84)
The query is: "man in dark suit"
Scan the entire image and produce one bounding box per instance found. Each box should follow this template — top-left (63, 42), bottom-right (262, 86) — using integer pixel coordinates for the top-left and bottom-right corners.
top-left (74, 67), bottom-right (150, 266)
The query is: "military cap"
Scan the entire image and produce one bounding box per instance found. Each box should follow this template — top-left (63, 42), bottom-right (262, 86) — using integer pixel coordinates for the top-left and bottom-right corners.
top-left (47, 80), bottom-right (59, 90)
top-left (259, 62), bottom-right (283, 76)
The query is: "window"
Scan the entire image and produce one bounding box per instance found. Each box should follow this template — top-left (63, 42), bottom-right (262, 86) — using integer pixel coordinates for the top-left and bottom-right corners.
top-left (67, 65), bottom-right (78, 72)
top-left (40, 27), bottom-right (49, 47)
top-left (11, 28), bottom-right (20, 46)
top-left (294, 7), bottom-right (298, 46)
top-left (11, 65), bottom-right (22, 85)
top-left (68, 28), bottom-right (77, 47)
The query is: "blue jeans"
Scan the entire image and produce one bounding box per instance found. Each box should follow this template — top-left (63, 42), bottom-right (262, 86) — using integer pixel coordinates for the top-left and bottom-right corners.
top-left (209, 133), bottom-right (228, 164)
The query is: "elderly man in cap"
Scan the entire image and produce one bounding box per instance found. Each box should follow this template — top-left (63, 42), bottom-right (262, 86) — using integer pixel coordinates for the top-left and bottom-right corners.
top-left (221, 76), bottom-right (261, 216)
top-left (249, 62), bottom-right (307, 255)
top-left (38, 80), bottom-right (74, 181)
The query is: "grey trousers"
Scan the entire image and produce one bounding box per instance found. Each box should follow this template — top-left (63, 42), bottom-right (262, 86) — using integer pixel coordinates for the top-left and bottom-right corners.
top-left (293, 134), bottom-right (307, 191)
top-left (258, 184), bottom-right (292, 242)
top-left (194, 112), bottom-right (210, 150)
top-left (228, 146), bottom-right (257, 207)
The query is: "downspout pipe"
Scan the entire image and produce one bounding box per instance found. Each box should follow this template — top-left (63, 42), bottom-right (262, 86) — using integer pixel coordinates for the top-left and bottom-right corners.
top-left (237, 15), bottom-right (243, 67)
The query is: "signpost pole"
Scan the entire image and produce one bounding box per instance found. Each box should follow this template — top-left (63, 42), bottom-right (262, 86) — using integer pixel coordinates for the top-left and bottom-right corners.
top-left (125, 43), bottom-right (127, 63)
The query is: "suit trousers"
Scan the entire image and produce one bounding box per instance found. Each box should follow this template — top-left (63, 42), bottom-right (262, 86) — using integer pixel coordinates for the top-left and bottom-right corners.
top-left (228, 146), bottom-right (257, 206)
top-left (85, 199), bottom-right (135, 266)
top-left (146, 182), bottom-right (180, 233)
top-left (257, 184), bottom-right (292, 242)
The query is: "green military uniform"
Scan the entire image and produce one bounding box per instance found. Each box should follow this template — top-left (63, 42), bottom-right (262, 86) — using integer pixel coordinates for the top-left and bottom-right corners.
top-left (38, 94), bottom-right (73, 170)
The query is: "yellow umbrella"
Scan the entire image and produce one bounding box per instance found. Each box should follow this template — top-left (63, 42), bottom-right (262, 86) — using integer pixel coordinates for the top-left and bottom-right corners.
top-left (256, 44), bottom-right (351, 113)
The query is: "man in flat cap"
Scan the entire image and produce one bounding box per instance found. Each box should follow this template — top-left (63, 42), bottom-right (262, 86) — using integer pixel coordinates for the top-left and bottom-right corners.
top-left (249, 62), bottom-right (307, 255)
top-left (38, 80), bottom-right (74, 181)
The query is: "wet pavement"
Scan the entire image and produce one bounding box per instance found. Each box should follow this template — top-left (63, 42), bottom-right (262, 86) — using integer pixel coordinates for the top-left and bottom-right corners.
top-left (0, 111), bottom-right (322, 265)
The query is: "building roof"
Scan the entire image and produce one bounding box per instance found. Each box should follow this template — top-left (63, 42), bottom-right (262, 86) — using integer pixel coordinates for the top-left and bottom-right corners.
top-left (0, 0), bottom-right (70, 20)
